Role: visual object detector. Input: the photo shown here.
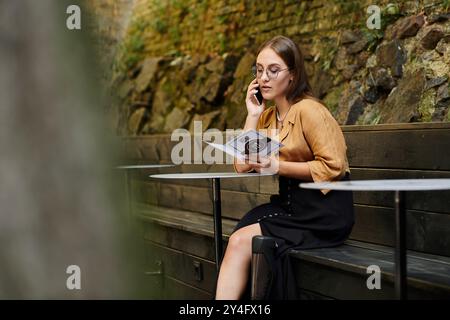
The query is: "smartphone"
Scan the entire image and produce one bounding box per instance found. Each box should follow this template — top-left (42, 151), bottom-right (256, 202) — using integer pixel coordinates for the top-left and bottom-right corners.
top-left (254, 86), bottom-right (263, 105)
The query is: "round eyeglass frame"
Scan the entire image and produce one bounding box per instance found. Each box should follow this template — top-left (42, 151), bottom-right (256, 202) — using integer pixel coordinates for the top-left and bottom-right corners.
top-left (251, 65), bottom-right (290, 80)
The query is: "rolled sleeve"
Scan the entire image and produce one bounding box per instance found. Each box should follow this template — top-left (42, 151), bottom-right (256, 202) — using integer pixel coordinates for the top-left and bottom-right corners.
top-left (301, 104), bottom-right (347, 194)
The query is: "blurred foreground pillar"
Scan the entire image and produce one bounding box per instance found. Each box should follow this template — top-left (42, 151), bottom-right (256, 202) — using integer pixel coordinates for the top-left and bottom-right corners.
top-left (0, 0), bottom-right (138, 298)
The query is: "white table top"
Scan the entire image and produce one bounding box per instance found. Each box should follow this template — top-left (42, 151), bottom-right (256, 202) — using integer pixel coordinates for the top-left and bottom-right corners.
top-left (116, 164), bottom-right (176, 169)
top-left (299, 179), bottom-right (450, 191)
top-left (150, 172), bottom-right (275, 179)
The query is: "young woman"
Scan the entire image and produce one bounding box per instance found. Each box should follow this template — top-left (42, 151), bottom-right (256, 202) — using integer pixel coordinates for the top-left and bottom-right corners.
top-left (215, 35), bottom-right (354, 300)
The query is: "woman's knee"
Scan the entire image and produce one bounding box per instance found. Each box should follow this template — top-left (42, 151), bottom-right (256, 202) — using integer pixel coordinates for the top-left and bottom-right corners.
top-left (227, 224), bottom-right (261, 255)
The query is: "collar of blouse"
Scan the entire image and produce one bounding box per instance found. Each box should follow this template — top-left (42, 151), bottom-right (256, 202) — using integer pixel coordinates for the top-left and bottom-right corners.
top-left (262, 105), bottom-right (297, 142)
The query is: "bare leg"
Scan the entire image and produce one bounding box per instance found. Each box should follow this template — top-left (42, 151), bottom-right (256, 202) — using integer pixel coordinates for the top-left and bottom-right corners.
top-left (215, 223), bottom-right (262, 300)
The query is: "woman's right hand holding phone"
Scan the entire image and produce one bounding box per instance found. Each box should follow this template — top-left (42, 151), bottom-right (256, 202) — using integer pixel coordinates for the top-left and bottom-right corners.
top-left (245, 78), bottom-right (265, 118)
top-left (236, 80), bottom-right (266, 172)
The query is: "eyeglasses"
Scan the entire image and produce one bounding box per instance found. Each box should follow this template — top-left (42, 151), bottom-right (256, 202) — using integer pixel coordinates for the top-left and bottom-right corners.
top-left (252, 65), bottom-right (290, 80)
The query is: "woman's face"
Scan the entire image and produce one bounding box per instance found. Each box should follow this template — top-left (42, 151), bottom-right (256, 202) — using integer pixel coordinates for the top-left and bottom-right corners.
top-left (255, 47), bottom-right (293, 101)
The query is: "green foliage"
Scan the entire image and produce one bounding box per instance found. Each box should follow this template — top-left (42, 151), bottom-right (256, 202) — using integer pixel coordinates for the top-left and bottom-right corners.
top-left (361, 3), bottom-right (403, 53)
top-left (169, 26), bottom-right (181, 45)
top-left (153, 19), bottom-right (168, 34)
top-left (198, 0), bottom-right (209, 14)
top-left (216, 14), bottom-right (229, 25)
top-left (167, 49), bottom-right (183, 57)
top-left (113, 16), bottom-right (148, 73)
top-left (128, 32), bottom-right (145, 52)
top-left (172, 0), bottom-right (187, 11)
top-left (362, 28), bottom-right (384, 53)
top-left (217, 33), bottom-right (227, 54)
top-left (381, 3), bottom-right (402, 27)
top-left (320, 39), bottom-right (338, 72)
top-left (371, 114), bottom-right (381, 125)
top-left (173, 0), bottom-right (189, 23)
top-left (443, 0), bottom-right (450, 11)
top-left (332, 0), bottom-right (362, 15)
top-left (151, 1), bottom-right (168, 34)
top-left (121, 34), bottom-right (144, 70)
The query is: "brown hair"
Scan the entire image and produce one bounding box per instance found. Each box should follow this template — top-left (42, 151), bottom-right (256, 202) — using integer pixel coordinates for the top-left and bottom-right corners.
top-left (257, 35), bottom-right (316, 104)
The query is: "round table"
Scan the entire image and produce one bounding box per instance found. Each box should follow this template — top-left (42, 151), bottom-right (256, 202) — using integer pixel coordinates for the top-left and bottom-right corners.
top-left (115, 164), bottom-right (176, 221)
top-left (299, 178), bottom-right (450, 300)
top-left (150, 172), bottom-right (275, 271)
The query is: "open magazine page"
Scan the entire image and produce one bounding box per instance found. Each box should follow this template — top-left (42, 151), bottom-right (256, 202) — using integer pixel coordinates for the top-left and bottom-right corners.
top-left (205, 129), bottom-right (283, 161)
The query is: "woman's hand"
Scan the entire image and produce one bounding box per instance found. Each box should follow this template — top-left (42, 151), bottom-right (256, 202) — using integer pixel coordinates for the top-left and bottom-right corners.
top-left (245, 78), bottom-right (265, 117)
top-left (246, 155), bottom-right (279, 174)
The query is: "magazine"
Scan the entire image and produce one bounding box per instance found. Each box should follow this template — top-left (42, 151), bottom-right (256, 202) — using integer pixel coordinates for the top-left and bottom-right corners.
top-left (205, 129), bottom-right (283, 161)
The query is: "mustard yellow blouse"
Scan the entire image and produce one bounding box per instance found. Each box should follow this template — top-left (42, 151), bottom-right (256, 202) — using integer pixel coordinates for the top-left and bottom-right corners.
top-left (257, 98), bottom-right (350, 195)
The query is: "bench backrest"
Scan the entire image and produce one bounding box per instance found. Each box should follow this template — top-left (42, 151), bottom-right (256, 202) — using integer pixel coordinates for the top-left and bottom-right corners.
top-left (343, 123), bottom-right (450, 257)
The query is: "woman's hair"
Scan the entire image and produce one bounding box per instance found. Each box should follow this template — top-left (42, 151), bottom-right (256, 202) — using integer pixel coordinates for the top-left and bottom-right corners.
top-left (257, 35), bottom-right (316, 104)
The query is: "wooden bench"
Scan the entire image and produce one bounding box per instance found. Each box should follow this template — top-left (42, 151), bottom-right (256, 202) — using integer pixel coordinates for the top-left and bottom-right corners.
top-left (122, 122), bottom-right (450, 299)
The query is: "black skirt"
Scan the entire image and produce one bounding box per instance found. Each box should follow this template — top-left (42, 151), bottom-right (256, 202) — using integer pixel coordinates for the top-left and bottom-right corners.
top-left (233, 173), bottom-right (354, 299)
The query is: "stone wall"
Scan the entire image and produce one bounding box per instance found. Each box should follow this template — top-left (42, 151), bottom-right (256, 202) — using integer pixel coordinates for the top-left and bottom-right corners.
top-left (96, 0), bottom-right (450, 135)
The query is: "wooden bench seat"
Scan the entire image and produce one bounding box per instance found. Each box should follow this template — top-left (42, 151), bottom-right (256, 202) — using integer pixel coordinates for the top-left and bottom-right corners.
top-left (290, 241), bottom-right (450, 299)
top-left (135, 203), bottom-right (450, 299)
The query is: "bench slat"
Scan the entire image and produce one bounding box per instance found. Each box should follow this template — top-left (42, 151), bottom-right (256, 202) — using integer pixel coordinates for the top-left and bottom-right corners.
top-left (290, 243), bottom-right (450, 299)
top-left (146, 241), bottom-right (216, 294)
top-left (345, 129), bottom-right (450, 170)
top-left (351, 204), bottom-right (450, 257)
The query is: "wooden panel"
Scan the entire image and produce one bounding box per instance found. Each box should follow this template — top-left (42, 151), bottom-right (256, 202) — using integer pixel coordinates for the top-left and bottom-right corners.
top-left (350, 168), bottom-right (450, 214)
top-left (259, 175), bottom-right (279, 195)
top-left (224, 193), bottom-right (272, 220)
top-left (291, 244), bottom-right (450, 287)
top-left (139, 272), bottom-right (164, 299)
top-left (145, 241), bottom-right (217, 293)
top-left (342, 122), bottom-right (450, 132)
top-left (350, 205), bottom-right (450, 257)
top-left (291, 258), bottom-right (450, 299)
top-left (151, 164), bottom-right (260, 193)
top-left (122, 132), bottom-right (241, 164)
top-left (137, 200), bottom-right (450, 257)
top-left (131, 180), bottom-right (159, 205)
top-left (131, 164), bottom-right (264, 194)
top-left (298, 288), bottom-right (333, 300)
top-left (163, 276), bottom-right (213, 299)
top-left (135, 185), bottom-right (450, 257)
top-left (136, 203), bottom-right (238, 239)
top-left (121, 124), bottom-right (450, 169)
top-left (344, 129), bottom-right (450, 170)
top-left (121, 135), bottom-right (175, 163)
top-left (158, 183), bottom-right (212, 214)
top-left (293, 259), bottom-right (394, 299)
top-left (132, 168), bottom-right (450, 216)
top-left (156, 183), bottom-right (271, 220)
top-left (141, 222), bottom-right (218, 261)
top-left (291, 242), bottom-right (450, 299)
